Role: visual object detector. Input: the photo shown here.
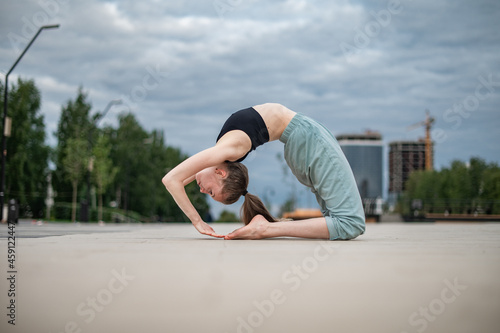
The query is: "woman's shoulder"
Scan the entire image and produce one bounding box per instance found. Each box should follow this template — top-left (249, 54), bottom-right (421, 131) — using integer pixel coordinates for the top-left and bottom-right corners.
top-left (215, 130), bottom-right (253, 161)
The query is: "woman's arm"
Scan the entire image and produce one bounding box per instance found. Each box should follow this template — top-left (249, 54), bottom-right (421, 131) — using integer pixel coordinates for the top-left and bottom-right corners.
top-left (162, 147), bottom-right (224, 237)
top-left (183, 175), bottom-right (196, 186)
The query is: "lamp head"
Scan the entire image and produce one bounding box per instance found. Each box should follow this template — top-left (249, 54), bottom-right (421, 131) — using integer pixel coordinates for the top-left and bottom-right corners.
top-left (42, 24), bottom-right (60, 30)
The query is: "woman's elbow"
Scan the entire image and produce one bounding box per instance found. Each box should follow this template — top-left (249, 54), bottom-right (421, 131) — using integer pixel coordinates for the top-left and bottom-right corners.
top-left (162, 173), bottom-right (173, 189)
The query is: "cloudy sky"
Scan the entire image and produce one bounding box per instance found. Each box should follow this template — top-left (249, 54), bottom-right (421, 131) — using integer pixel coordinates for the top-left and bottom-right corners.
top-left (1, 0), bottom-right (499, 216)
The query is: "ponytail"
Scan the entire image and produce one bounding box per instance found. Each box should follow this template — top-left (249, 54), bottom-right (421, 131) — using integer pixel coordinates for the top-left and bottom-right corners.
top-left (221, 162), bottom-right (277, 224)
top-left (240, 192), bottom-right (277, 225)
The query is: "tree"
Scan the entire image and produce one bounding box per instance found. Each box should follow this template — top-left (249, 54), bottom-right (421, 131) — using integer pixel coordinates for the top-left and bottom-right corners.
top-left (51, 90), bottom-right (211, 222)
top-left (280, 196), bottom-right (297, 216)
top-left (481, 164), bottom-right (500, 214)
top-left (447, 160), bottom-right (471, 213)
top-left (108, 113), bottom-right (210, 221)
top-left (54, 87), bottom-right (92, 203)
top-left (216, 210), bottom-right (239, 222)
top-left (402, 157), bottom-right (500, 215)
top-left (0, 78), bottom-right (49, 218)
top-left (63, 138), bottom-right (88, 222)
top-left (92, 134), bottom-right (118, 222)
top-left (109, 113), bottom-right (150, 214)
top-left (468, 157), bottom-right (488, 210)
top-left (405, 170), bottom-right (442, 213)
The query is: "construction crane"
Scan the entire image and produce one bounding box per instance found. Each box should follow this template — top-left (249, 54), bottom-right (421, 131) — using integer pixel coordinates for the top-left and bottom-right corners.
top-left (408, 110), bottom-right (435, 171)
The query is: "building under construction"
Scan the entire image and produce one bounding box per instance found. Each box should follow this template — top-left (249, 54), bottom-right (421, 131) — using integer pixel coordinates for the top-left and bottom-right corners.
top-left (390, 111), bottom-right (436, 197)
top-left (388, 139), bottom-right (432, 195)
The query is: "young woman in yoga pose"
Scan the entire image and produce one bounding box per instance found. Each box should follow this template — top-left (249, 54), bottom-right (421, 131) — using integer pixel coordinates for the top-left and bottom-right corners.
top-left (162, 103), bottom-right (365, 240)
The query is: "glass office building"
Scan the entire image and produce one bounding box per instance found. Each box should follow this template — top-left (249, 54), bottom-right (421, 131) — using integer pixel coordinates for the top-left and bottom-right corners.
top-left (336, 132), bottom-right (384, 200)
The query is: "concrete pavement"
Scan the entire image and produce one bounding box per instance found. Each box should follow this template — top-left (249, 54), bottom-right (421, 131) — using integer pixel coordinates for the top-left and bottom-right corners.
top-left (1, 221), bottom-right (499, 333)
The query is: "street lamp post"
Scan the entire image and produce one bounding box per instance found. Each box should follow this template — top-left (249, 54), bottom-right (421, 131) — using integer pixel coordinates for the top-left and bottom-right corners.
top-left (82, 99), bottom-right (122, 222)
top-left (1, 24), bottom-right (60, 221)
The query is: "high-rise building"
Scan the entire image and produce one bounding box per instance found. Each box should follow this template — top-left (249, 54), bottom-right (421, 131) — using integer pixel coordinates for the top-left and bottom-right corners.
top-left (388, 140), bottom-right (430, 196)
top-left (337, 131), bottom-right (384, 213)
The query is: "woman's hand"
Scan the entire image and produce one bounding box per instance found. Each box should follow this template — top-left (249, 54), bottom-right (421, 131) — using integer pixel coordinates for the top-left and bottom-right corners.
top-left (224, 215), bottom-right (270, 240)
top-left (193, 221), bottom-right (225, 238)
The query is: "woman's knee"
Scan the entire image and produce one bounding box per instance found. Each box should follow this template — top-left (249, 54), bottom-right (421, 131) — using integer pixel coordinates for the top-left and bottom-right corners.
top-left (325, 215), bottom-right (365, 240)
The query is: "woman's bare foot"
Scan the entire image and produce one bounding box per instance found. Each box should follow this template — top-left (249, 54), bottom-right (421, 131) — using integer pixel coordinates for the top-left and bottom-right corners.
top-left (224, 215), bottom-right (270, 240)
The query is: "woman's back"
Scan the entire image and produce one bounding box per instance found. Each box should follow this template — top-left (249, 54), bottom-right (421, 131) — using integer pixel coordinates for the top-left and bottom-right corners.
top-left (253, 103), bottom-right (296, 142)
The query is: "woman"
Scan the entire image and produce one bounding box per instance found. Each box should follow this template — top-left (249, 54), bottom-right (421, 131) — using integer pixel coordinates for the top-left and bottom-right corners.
top-left (162, 103), bottom-right (365, 240)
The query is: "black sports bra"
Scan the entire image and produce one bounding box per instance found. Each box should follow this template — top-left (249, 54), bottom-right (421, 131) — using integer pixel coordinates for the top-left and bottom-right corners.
top-left (216, 107), bottom-right (270, 162)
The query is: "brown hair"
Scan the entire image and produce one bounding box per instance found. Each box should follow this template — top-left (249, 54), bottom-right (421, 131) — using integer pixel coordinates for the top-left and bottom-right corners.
top-left (221, 162), bottom-right (277, 225)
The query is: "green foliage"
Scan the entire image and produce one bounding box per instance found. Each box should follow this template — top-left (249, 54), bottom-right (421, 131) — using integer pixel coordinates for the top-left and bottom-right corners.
top-left (279, 196), bottom-right (297, 216)
top-left (2, 79), bottom-right (211, 222)
top-left (401, 157), bottom-right (500, 215)
top-left (92, 134), bottom-right (118, 221)
top-left (63, 138), bottom-right (88, 184)
top-left (62, 137), bottom-right (88, 222)
top-left (106, 113), bottom-right (209, 222)
top-left (108, 113), bottom-right (150, 215)
top-left (216, 210), bottom-right (239, 222)
top-left (54, 87), bottom-right (92, 201)
top-left (51, 90), bottom-right (209, 222)
top-left (0, 78), bottom-right (49, 218)
top-left (92, 134), bottom-right (118, 195)
top-left (482, 166), bottom-right (500, 213)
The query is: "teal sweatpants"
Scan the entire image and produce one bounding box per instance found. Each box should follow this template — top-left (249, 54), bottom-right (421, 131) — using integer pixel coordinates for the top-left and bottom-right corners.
top-left (279, 113), bottom-right (365, 240)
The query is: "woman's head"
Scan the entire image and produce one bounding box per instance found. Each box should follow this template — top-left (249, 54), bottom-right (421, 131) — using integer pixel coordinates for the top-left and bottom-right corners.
top-left (195, 163), bottom-right (248, 204)
top-left (220, 162), bottom-right (249, 204)
top-left (196, 162), bottom-right (276, 224)
top-left (195, 165), bottom-right (228, 203)
top-left (221, 162), bottom-right (276, 224)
